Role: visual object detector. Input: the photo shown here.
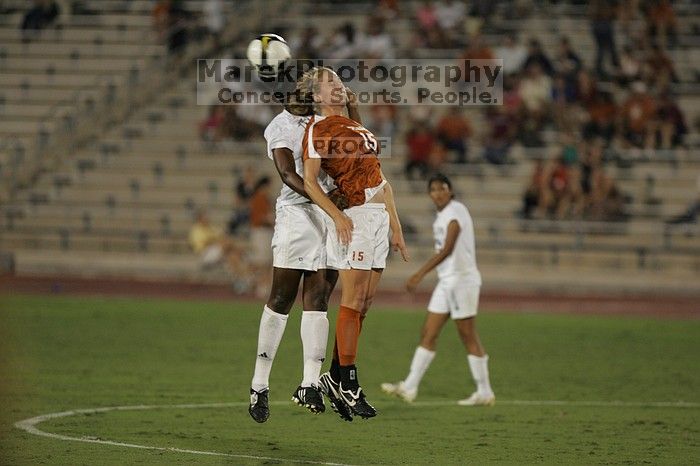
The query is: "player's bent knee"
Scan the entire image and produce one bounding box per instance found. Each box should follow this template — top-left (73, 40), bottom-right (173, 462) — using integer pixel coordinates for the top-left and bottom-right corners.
top-left (304, 294), bottom-right (328, 313)
top-left (361, 296), bottom-right (374, 314)
top-left (267, 291), bottom-right (295, 315)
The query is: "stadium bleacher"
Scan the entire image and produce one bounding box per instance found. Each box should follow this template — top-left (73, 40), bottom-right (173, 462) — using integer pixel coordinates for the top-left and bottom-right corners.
top-left (0, 0), bottom-right (698, 296)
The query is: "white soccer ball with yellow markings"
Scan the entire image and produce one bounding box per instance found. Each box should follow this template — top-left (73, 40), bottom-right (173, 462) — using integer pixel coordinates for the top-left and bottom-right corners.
top-left (246, 33), bottom-right (291, 78)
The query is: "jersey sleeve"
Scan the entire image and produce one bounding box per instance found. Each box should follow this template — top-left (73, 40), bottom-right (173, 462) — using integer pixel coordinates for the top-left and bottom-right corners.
top-left (264, 118), bottom-right (293, 160)
top-left (302, 117), bottom-right (330, 161)
top-left (445, 203), bottom-right (467, 229)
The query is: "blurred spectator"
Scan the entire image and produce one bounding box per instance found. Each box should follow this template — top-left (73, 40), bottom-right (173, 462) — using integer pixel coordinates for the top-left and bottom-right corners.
top-left (434, 0), bottom-right (466, 35)
top-left (617, 45), bottom-right (643, 86)
top-left (618, 0), bottom-right (642, 38)
top-left (415, 1), bottom-right (445, 48)
top-left (469, 0), bottom-right (498, 28)
top-left (436, 107), bottom-right (473, 163)
top-left (519, 63), bottom-right (552, 141)
top-left (494, 34), bottom-right (527, 76)
top-left (327, 22), bottom-right (360, 59)
top-left (462, 33), bottom-right (493, 60)
top-left (576, 69), bottom-right (599, 108)
top-left (405, 124), bottom-right (435, 180)
top-left (21, 0), bottom-right (60, 41)
top-left (552, 75), bottom-right (578, 132)
top-left (377, 0), bottom-right (399, 20)
top-left (366, 104), bottom-right (398, 137)
top-left (520, 159), bottom-right (546, 219)
top-left (554, 37), bottom-right (583, 85)
top-left (540, 154), bottom-right (582, 219)
top-left (249, 176), bottom-right (274, 298)
top-left (152, 0), bottom-right (171, 39)
top-left (643, 0), bottom-right (677, 49)
top-left (152, 0), bottom-right (190, 56)
top-left (597, 183), bottom-right (627, 221)
top-left (228, 166), bottom-right (257, 234)
top-left (579, 139), bottom-right (605, 207)
top-left (589, 0), bottom-right (619, 77)
top-left (199, 105), bottom-right (225, 145)
top-left (644, 44), bottom-right (678, 89)
top-left (360, 16), bottom-right (395, 60)
top-left (620, 81), bottom-right (657, 148)
top-left (219, 105), bottom-right (264, 141)
top-left (483, 106), bottom-right (517, 165)
top-left (583, 144), bottom-right (624, 221)
top-left (203, 0), bottom-right (224, 48)
top-left (189, 209), bottom-right (247, 278)
top-left (289, 26), bottom-right (323, 60)
top-left (654, 92), bottom-right (687, 149)
top-left (583, 91), bottom-right (618, 144)
top-left (429, 140), bottom-right (448, 171)
top-left (560, 132), bottom-right (582, 167)
top-left (522, 39), bottom-right (554, 76)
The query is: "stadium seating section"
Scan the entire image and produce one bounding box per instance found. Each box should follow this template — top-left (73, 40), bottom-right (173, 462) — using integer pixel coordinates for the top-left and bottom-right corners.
top-left (1, 0), bottom-right (698, 295)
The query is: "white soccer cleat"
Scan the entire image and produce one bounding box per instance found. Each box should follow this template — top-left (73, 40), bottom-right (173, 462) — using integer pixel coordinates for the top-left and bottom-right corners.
top-left (380, 381), bottom-right (417, 403)
top-left (457, 391), bottom-right (496, 407)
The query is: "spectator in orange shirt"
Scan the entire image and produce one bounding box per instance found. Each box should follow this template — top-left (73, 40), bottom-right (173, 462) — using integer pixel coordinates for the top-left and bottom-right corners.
top-left (460, 33), bottom-right (494, 60)
top-left (436, 107), bottom-right (472, 163)
top-left (620, 81), bottom-right (657, 148)
top-left (406, 124), bottom-right (435, 181)
top-left (584, 91), bottom-right (617, 144)
top-left (249, 176), bottom-right (274, 297)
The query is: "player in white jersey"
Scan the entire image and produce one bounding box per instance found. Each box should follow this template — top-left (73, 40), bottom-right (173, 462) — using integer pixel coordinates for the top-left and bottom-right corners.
top-left (248, 85), bottom-right (359, 423)
top-left (381, 173), bottom-right (495, 406)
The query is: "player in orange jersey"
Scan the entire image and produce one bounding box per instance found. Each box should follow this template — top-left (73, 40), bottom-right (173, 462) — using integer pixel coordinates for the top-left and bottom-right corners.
top-left (300, 67), bottom-right (409, 419)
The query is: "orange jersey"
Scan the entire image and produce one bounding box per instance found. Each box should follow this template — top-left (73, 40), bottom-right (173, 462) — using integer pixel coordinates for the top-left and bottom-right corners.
top-left (302, 115), bottom-right (384, 208)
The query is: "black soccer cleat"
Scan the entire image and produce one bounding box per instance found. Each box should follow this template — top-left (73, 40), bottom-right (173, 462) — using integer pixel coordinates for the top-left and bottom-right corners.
top-left (249, 388), bottom-right (270, 423)
top-left (318, 372), bottom-right (353, 422)
top-left (291, 385), bottom-right (326, 414)
top-left (339, 383), bottom-right (377, 419)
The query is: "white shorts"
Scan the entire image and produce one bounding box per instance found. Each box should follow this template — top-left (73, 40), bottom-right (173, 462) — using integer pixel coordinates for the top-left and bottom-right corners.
top-left (428, 278), bottom-right (480, 320)
top-left (326, 203), bottom-right (390, 270)
top-left (271, 203), bottom-right (328, 271)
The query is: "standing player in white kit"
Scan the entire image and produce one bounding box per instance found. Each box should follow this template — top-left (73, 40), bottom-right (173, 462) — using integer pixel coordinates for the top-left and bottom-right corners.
top-left (381, 173), bottom-right (495, 406)
top-left (248, 84), bottom-right (360, 423)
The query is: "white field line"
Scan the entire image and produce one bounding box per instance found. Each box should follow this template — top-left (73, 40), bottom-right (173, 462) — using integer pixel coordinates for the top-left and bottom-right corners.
top-left (14, 402), bottom-right (354, 466)
top-left (14, 399), bottom-right (699, 463)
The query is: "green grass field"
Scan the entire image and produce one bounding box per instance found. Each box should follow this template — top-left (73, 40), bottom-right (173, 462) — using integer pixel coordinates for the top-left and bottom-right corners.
top-left (1, 294), bottom-right (698, 465)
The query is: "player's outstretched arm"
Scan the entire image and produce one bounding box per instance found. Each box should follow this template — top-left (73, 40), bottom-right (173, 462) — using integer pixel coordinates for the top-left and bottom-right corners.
top-left (272, 147), bottom-right (309, 199)
top-left (406, 220), bottom-right (460, 292)
top-left (303, 158), bottom-right (353, 245)
top-left (381, 171), bottom-right (409, 262)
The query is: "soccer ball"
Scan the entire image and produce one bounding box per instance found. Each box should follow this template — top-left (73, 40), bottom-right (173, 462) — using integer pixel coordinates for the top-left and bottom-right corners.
top-left (246, 33), bottom-right (291, 78)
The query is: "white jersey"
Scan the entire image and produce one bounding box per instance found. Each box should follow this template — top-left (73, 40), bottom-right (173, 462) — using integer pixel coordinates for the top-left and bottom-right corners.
top-left (433, 200), bottom-right (481, 286)
top-left (264, 109), bottom-right (334, 208)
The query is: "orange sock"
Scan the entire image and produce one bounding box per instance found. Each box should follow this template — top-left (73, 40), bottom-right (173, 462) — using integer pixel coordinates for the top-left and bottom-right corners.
top-left (336, 305), bottom-right (361, 366)
top-left (332, 313), bottom-right (366, 364)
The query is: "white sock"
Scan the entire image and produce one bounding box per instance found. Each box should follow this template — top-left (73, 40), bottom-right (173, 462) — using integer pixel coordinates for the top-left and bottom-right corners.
top-left (403, 346), bottom-right (436, 392)
top-left (251, 305), bottom-right (288, 392)
top-left (467, 354), bottom-right (494, 397)
top-left (300, 311), bottom-right (329, 387)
